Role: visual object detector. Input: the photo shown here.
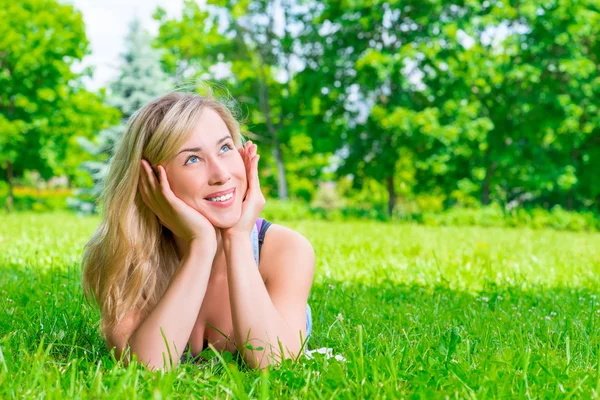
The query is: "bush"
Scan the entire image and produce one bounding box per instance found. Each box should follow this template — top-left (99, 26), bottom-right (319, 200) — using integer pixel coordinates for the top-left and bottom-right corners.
top-left (2, 183), bottom-right (597, 233)
top-left (392, 201), bottom-right (599, 232)
top-left (549, 206), bottom-right (593, 231)
top-left (261, 198), bottom-right (316, 221)
top-left (0, 186), bottom-right (73, 212)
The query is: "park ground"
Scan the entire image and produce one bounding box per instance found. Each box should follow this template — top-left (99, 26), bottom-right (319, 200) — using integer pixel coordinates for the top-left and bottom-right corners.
top-left (1, 212), bottom-right (600, 398)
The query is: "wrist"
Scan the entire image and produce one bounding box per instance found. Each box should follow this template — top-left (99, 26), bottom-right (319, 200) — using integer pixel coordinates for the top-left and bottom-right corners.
top-left (187, 238), bottom-right (217, 256)
top-left (222, 231), bottom-right (249, 242)
top-left (222, 231), bottom-right (249, 251)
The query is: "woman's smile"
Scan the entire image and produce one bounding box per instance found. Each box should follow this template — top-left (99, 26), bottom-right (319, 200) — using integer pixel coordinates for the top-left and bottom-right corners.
top-left (204, 187), bottom-right (236, 208)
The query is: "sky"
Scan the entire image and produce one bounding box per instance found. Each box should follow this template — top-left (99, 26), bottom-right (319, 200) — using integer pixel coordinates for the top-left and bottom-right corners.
top-left (66, 0), bottom-right (184, 91)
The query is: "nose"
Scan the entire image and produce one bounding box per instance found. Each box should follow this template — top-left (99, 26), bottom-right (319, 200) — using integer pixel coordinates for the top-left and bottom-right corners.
top-left (206, 156), bottom-right (231, 186)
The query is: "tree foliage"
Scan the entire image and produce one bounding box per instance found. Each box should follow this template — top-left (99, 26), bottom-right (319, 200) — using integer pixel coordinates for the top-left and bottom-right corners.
top-left (71, 18), bottom-right (171, 214)
top-left (0, 0), bottom-right (118, 211)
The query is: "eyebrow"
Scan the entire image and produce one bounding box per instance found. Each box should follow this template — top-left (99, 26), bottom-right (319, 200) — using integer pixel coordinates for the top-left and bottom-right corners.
top-left (176, 135), bottom-right (233, 156)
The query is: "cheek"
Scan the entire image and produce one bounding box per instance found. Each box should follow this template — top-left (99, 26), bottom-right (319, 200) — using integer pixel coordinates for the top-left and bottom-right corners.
top-left (169, 170), bottom-right (202, 199)
top-left (168, 177), bottom-right (187, 199)
top-left (231, 157), bottom-right (246, 179)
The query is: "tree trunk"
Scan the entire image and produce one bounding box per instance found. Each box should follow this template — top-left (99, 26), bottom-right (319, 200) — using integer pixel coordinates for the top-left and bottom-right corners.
top-left (272, 140), bottom-right (288, 200)
top-left (567, 191), bottom-right (573, 210)
top-left (567, 148), bottom-right (578, 210)
top-left (257, 66), bottom-right (288, 200)
top-left (482, 161), bottom-right (498, 206)
top-left (386, 173), bottom-right (396, 217)
top-left (6, 161), bottom-right (14, 213)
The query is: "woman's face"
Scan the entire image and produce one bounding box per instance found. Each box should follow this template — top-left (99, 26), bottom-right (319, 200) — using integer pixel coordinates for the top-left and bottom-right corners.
top-left (164, 108), bottom-right (247, 228)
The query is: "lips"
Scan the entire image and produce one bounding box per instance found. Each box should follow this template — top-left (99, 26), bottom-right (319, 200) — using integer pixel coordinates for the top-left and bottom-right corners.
top-left (203, 187), bottom-right (235, 200)
top-left (204, 188), bottom-right (236, 208)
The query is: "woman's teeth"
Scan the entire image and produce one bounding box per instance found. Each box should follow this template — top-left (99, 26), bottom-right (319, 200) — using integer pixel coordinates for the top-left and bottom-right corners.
top-left (207, 192), bottom-right (233, 202)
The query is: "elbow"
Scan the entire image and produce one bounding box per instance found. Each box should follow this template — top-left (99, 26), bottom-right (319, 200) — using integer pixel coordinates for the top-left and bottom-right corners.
top-left (113, 343), bottom-right (179, 371)
top-left (244, 341), bottom-right (304, 370)
top-left (136, 352), bottom-right (181, 372)
top-left (129, 353), bottom-right (180, 372)
top-left (253, 351), bottom-right (301, 370)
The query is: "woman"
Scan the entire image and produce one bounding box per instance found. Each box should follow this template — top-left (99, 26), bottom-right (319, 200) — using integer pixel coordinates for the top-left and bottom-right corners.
top-left (81, 91), bottom-right (315, 371)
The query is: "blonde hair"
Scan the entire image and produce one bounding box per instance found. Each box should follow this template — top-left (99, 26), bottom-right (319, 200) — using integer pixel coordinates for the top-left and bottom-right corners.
top-left (81, 89), bottom-right (246, 336)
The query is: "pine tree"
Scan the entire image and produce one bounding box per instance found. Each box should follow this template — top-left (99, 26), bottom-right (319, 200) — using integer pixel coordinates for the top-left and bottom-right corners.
top-left (70, 18), bottom-right (171, 214)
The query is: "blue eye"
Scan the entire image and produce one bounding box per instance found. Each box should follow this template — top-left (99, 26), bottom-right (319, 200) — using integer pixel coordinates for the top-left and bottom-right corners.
top-left (185, 155), bottom-right (200, 165)
top-left (184, 144), bottom-right (233, 165)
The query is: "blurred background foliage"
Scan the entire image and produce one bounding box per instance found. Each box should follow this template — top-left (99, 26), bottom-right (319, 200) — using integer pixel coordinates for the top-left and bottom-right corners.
top-left (1, 0), bottom-right (599, 230)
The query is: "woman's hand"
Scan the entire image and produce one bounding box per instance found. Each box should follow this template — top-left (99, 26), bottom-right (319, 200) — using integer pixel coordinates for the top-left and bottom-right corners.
top-left (220, 140), bottom-right (265, 239)
top-left (139, 159), bottom-right (218, 254)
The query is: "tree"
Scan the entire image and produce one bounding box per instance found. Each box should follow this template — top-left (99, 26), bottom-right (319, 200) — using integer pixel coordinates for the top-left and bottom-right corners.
top-left (298, 0), bottom-right (493, 215)
top-left (0, 0), bottom-right (117, 212)
top-left (153, 0), bottom-right (332, 201)
top-left (417, 0), bottom-right (600, 211)
top-left (300, 0), bottom-right (600, 215)
top-left (72, 18), bottom-right (171, 214)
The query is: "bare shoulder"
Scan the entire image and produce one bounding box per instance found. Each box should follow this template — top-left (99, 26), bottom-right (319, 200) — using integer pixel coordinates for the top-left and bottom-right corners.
top-left (260, 223), bottom-right (315, 282)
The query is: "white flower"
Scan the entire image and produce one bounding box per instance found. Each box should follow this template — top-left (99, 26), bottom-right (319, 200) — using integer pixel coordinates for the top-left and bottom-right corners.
top-left (305, 347), bottom-right (347, 362)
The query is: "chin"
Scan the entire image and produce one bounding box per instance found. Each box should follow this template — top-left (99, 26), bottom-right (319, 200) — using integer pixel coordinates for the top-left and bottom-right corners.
top-left (205, 208), bottom-right (242, 229)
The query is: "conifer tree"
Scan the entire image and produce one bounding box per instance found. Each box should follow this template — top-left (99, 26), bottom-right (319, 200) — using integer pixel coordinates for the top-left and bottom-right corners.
top-left (71, 18), bottom-right (170, 214)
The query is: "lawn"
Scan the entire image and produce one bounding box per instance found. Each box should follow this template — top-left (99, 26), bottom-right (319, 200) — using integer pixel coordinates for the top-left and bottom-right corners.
top-left (1, 211), bottom-right (600, 398)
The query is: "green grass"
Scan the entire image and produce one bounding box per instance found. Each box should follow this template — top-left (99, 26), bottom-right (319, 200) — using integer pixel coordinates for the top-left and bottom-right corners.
top-left (1, 211), bottom-right (600, 398)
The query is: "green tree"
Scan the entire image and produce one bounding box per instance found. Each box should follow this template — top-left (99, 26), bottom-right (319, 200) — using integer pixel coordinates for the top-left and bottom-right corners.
top-left (72, 18), bottom-right (171, 214)
top-left (153, 0), bottom-right (331, 201)
top-left (298, 0), bottom-right (493, 215)
top-left (300, 0), bottom-right (600, 214)
top-left (419, 0), bottom-right (600, 211)
top-left (0, 0), bottom-right (117, 211)
top-left (512, 0), bottom-right (600, 210)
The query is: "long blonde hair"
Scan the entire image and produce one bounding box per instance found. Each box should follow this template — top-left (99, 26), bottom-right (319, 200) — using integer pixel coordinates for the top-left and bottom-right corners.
top-left (81, 90), bottom-right (245, 336)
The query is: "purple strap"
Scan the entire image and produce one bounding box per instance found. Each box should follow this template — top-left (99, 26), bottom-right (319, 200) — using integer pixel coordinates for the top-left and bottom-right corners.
top-left (256, 218), bottom-right (265, 235)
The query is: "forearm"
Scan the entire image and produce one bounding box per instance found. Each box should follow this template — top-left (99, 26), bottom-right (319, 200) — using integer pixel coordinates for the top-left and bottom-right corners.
top-left (223, 234), bottom-right (301, 369)
top-left (127, 244), bottom-right (214, 370)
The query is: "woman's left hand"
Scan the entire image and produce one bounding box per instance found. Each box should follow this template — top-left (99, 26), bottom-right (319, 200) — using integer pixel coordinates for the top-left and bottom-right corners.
top-left (219, 140), bottom-right (266, 239)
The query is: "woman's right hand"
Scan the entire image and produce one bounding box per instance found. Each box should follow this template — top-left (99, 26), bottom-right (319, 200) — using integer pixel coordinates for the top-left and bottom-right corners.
top-left (139, 159), bottom-right (217, 255)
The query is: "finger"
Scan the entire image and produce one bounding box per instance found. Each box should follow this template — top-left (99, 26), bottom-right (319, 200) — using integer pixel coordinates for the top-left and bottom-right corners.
top-left (246, 142), bottom-right (253, 162)
top-left (249, 146), bottom-right (257, 177)
top-left (141, 159), bottom-right (158, 194)
top-left (254, 155), bottom-right (261, 185)
top-left (138, 175), bottom-right (148, 202)
top-left (138, 174), bottom-right (157, 214)
top-left (138, 165), bottom-right (151, 199)
top-left (157, 165), bottom-right (176, 202)
top-left (242, 147), bottom-right (251, 175)
top-left (139, 188), bottom-right (155, 214)
top-left (246, 154), bottom-right (259, 194)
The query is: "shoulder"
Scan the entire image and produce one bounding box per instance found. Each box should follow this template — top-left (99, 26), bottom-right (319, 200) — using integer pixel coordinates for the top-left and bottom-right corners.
top-left (260, 223), bottom-right (315, 282)
top-left (263, 223), bottom-right (315, 259)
